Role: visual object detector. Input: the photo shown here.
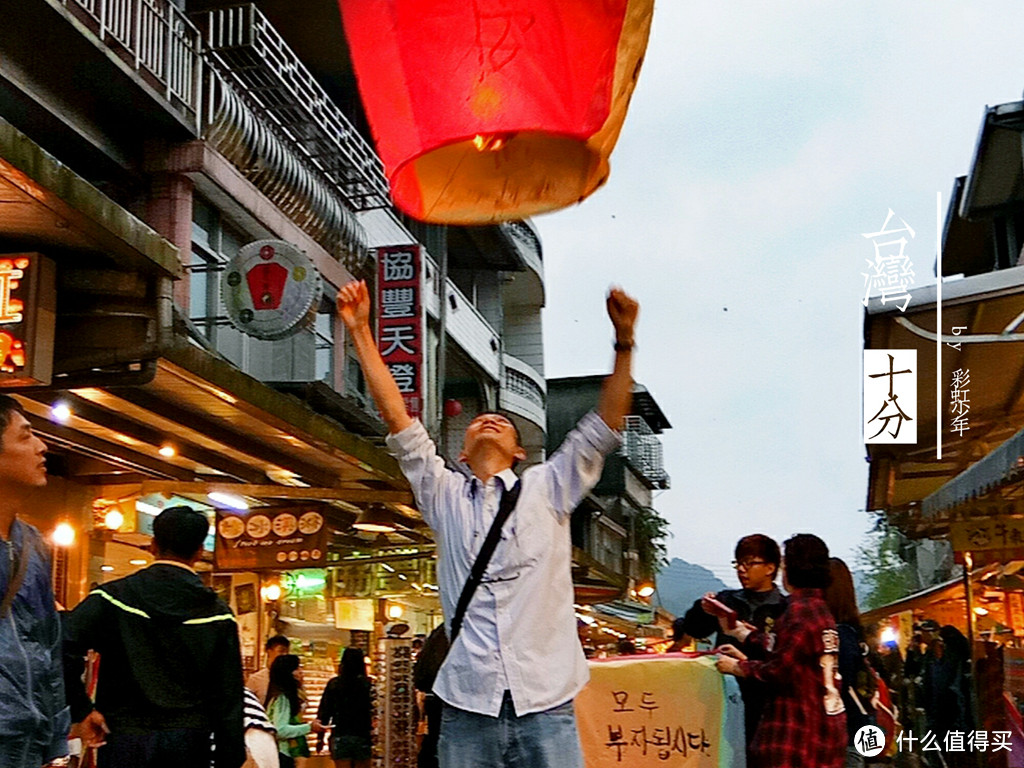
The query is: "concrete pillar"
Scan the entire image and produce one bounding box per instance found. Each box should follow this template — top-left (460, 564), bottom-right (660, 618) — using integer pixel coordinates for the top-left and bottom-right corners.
top-left (145, 166), bottom-right (194, 311)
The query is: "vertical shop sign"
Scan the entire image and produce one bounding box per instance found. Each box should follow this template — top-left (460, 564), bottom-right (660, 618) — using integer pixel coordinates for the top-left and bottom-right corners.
top-left (0, 253), bottom-right (56, 387)
top-left (377, 246), bottom-right (424, 418)
top-left (376, 638), bottom-right (416, 767)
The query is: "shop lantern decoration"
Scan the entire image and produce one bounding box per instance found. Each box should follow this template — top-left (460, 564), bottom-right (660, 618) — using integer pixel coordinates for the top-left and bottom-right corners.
top-left (338, 0), bottom-right (654, 224)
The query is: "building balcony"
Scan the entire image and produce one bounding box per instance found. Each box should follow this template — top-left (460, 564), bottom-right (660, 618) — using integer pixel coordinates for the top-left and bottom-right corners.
top-left (500, 353), bottom-right (546, 433)
top-left (195, 4), bottom-right (388, 211)
top-left (501, 220), bottom-right (545, 313)
top-left (621, 415), bottom-right (670, 490)
top-left (192, 3), bottom-right (390, 268)
top-left (55, 0), bottom-right (202, 131)
top-left (503, 220), bottom-right (543, 272)
top-left (424, 254), bottom-right (502, 382)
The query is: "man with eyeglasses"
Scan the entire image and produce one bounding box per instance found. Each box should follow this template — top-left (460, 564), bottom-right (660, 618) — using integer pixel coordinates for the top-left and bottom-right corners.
top-left (337, 280), bottom-right (638, 768)
top-left (677, 533), bottom-right (787, 751)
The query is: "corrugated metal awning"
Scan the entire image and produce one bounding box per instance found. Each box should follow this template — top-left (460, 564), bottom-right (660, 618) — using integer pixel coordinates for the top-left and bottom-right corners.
top-left (922, 425), bottom-right (1024, 517)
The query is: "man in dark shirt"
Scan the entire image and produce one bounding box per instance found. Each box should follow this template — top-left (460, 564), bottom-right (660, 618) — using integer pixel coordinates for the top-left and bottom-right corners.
top-left (679, 534), bottom-right (787, 748)
top-left (64, 505), bottom-right (246, 768)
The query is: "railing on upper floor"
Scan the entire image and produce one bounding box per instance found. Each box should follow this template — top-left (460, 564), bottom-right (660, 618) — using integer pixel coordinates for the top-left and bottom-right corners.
top-left (502, 220), bottom-right (543, 264)
top-left (194, 3), bottom-right (390, 212)
top-left (500, 353), bottom-right (546, 431)
top-left (58, 0), bottom-right (202, 131)
top-left (621, 415), bottom-right (671, 490)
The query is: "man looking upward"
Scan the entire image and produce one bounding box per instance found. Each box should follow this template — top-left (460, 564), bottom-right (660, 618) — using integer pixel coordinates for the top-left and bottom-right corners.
top-left (0, 395), bottom-right (70, 768)
top-left (337, 280), bottom-right (637, 768)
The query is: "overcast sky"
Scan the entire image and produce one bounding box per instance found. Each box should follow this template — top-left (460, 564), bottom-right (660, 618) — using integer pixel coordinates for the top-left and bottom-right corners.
top-left (533, 3), bottom-right (1024, 586)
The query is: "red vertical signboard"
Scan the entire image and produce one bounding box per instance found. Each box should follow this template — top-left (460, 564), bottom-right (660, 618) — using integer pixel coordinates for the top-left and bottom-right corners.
top-left (376, 245), bottom-right (424, 418)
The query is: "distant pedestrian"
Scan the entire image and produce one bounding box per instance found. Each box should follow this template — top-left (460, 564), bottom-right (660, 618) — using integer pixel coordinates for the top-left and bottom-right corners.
top-left (64, 505), bottom-right (246, 768)
top-left (716, 534), bottom-right (846, 768)
top-left (929, 625), bottom-right (972, 767)
top-left (824, 557), bottom-right (873, 768)
top-left (0, 395), bottom-right (70, 768)
top-left (265, 654), bottom-right (325, 768)
top-left (248, 635), bottom-right (291, 705)
top-left (317, 647), bottom-right (372, 768)
top-left (242, 687), bottom-right (279, 768)
top-left (665, 617), bottom-right (689, 653)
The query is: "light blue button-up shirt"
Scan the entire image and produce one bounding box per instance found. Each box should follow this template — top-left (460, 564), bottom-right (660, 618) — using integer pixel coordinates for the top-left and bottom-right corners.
top-left (387, 411), bottom-right (620, 717)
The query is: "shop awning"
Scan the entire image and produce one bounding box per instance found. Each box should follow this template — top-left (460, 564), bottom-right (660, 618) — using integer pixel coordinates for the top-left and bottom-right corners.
top-left (861, 575), bottom-right (965, 627)
top-left (22, 344), bottom-right (409, 495)
top-left (0, 116), bottom-right (180, 278)
top-left (921, 423), bottom-right (1024, 520)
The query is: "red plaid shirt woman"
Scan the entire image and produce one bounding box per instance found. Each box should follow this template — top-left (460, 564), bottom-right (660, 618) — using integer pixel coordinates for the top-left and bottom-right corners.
top-left (737, 588), bottom-right (847, 768)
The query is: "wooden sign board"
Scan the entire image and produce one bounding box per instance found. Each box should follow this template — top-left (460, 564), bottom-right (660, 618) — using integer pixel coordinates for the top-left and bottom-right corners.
top-left (949, 518), bottom-right (1024, 564)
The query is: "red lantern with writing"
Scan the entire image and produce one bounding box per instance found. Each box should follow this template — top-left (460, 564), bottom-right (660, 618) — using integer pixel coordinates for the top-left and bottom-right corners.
top-left (339, 0), bottom-right (654, 224)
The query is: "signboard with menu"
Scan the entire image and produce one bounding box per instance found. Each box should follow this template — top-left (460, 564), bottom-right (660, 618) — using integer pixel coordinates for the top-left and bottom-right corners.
top-left (0, 253), bottom-right (56, 387)
top-left (214, 507), bottom-right (328, 571)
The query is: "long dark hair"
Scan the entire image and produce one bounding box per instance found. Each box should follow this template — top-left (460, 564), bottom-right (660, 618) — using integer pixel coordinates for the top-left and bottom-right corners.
top-left (267, 653), bottom-right (302, 714)
top-left (338, 646), bottom-right (367, 690)
top-left (824, 557), bottom-right (861, 629)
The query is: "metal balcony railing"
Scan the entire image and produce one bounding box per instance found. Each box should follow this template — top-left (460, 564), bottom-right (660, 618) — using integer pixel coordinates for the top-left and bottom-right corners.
top-left (621, 415), bottom-right (670, 489)
top-left (503, 220), bottom-right (543, 263)
top-left (194, 4), bottom-right (390, 212)
top-left (203, 73), bottom-right (369, 268)
top-left (59, 0), bottom-right (202, 130)
top-left (505, 367), bottom-right (544, 409)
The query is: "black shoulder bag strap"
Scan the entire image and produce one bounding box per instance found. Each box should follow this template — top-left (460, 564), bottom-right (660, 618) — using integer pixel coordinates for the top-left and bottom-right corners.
top-left (448, 479), bottom-right (522, 644)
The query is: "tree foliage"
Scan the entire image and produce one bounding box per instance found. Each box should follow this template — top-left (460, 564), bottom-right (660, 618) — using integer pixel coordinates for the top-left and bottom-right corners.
top-left (856, 515), bottom-right (917, 611)
top-left (635, 506), bottom-right (671, 578)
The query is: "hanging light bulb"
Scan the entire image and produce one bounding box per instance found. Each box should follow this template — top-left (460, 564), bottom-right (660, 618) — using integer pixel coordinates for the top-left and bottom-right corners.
top-left (104, 508), bottom-right (124, 531)
top-left (52, 522), bottom-right (75, 548)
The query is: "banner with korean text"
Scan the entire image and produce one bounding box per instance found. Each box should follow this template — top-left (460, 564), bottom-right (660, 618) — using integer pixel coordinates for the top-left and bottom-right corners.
top-left (576, 655), bottom-right (745, 768)
top-left (376, 245), bottom-right (424, 419)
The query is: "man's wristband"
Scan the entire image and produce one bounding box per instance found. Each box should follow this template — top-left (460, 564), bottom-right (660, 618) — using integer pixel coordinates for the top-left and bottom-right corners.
top-left (614, 341), bottom-right (634, 352)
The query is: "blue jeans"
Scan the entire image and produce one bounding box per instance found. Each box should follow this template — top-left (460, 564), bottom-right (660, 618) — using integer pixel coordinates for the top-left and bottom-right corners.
top-left (438, 692), bottom-right (583, 768)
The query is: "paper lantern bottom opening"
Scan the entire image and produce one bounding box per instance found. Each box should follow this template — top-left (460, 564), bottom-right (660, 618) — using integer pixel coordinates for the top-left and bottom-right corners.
top-left (392, 131), bottom-right (610, 225)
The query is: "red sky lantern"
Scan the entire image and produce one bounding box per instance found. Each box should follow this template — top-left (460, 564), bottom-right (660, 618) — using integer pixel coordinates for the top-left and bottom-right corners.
top-left (339, 0), bottom-right (654, 224)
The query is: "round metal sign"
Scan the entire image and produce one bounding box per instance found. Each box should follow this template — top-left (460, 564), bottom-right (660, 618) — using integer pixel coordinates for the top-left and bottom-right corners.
top-left (222, 240), bottom-right (323, 341)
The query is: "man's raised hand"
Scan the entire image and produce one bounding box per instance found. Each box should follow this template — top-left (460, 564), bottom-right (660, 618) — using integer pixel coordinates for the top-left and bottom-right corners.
top-left (607, 287), bottom-right (638, 345)
top-left (337, 279), bottom-right (371, 331)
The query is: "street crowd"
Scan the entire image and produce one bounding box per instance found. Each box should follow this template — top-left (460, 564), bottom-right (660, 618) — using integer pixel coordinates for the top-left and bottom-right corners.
top-left (0, 285), bottom-right (974, 768)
